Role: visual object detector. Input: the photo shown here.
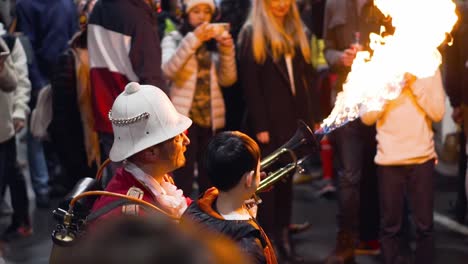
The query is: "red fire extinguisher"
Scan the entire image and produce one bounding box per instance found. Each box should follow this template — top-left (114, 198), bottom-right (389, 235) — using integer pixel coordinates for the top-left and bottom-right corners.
top-left (320, 136), bottom-right (333, 180)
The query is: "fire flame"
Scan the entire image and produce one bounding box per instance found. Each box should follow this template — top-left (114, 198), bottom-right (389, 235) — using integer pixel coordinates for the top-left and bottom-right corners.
top-left (318, 0), bottom-right (458, 134)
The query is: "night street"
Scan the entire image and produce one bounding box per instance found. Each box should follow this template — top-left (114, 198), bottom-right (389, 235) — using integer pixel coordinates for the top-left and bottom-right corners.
top-left (2, 153), bottom-right (468, 263)
top-left (0, 0), bottom-right (466, 263)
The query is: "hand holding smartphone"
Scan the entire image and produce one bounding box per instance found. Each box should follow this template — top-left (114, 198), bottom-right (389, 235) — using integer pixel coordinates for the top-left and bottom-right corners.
top-left (210, 23), bottom-right (230, 37)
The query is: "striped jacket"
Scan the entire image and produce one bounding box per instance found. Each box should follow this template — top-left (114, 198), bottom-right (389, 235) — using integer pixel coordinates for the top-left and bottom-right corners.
top-left (88, 0), bottom-right (166, 133)
top-left (161, 31), bottom-right (236, 130)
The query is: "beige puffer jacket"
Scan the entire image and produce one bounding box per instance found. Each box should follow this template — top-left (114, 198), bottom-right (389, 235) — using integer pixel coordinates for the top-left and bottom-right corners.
top-left (161, 31), bottom-right (237, 130)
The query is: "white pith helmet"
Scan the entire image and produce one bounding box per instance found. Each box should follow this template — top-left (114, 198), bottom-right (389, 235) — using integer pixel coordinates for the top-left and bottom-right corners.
top-left (109, 82), bottom-right (192, 162)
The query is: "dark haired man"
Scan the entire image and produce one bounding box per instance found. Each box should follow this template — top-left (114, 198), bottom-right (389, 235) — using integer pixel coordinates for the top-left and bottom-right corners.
top-left (323, 0), bottom-right (394, 262)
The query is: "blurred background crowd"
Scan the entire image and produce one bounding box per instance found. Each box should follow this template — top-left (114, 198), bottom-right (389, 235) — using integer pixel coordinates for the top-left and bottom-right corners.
top-left (0, 0), bottom-right (467, 263)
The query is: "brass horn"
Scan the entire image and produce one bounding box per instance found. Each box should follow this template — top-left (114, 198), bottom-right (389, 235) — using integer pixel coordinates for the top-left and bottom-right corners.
top-left (256, 120), bottom-right (320, 193)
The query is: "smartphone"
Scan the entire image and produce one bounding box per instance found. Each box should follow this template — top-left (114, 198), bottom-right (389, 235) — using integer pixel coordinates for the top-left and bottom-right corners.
top-left (210, 23), bottom-right (230, 37)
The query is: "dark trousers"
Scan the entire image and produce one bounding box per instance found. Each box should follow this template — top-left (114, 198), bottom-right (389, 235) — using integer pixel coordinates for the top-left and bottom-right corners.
top-left (257, 171), bottom-right (293, 239)
top-left (359, 137), bottom-right (380, 241)
top-left (255, 134), bottom-right (295, 243)
top-left (455, 129), bottom-right (467, 222)
top-left (331, 119), bottom-right (379, 240)
top-left (378, 160), bottom-right (435, 264)
top-left (222, 81), bottom-right (245, 131)
top-left (0, 137), bottom-right (29, 226)
top-left (173, 124), bottom-right (214, 197)
top-left (49, 122), bottom-right (97, 192)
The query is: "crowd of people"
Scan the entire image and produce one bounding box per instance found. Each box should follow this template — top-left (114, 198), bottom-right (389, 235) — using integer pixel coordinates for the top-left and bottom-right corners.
top-left (0, 0), bottom-right (467, 264)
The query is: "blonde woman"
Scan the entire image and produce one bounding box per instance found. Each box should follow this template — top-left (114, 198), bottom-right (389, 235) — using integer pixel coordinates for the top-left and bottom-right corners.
top-left (238, 0), bottom-right (318, 262)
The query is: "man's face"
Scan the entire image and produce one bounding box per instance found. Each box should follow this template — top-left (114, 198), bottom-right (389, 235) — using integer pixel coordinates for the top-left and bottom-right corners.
top-left (159, 132), bottom-right (190, 170)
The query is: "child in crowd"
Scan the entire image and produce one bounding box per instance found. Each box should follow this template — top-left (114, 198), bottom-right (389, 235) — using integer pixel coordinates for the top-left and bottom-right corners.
top-left (182, 131), bottom-right (277, 264)
top-left (161, 0), bottom-right (237, 196)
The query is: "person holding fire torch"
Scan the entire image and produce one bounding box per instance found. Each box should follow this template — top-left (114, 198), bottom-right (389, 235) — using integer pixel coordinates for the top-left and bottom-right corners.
top-left (323, 0), bottom-right (393, 262)
top-left (445, 1), bottom-right (468, 224)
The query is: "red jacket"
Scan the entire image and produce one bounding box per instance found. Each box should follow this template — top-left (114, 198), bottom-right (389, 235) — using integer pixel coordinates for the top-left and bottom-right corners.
top-left (90, 167), bottom-right (191, 223)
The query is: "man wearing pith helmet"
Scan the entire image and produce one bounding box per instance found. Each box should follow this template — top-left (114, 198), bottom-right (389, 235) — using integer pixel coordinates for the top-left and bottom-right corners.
top-left (90, 82), bottom-right (192, 221)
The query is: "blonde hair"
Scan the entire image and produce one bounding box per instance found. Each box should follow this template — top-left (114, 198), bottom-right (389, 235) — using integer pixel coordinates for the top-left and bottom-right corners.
top-left (242, 0), bottom-right (311, 64)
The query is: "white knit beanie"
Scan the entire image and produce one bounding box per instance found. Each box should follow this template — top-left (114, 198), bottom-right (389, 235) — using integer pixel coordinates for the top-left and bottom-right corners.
top-left (184, 0), bottom-right (215, 13)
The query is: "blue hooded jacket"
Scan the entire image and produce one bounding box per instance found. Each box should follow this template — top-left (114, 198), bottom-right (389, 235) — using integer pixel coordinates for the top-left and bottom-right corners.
top-left (16, 0), bottom-right (78, 105)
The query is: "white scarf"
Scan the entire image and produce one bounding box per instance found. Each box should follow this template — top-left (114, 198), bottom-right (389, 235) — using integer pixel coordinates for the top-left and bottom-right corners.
top-left (125, 162), bottom-right (187, 218)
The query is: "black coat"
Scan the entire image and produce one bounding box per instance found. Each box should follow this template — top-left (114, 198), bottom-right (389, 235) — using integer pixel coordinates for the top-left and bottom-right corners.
top-left (238, 27), bottom-right (318, 154)
top-left (445, 3), bottom-right (468, 108)
top-left (48, 49), bottom-right (96, 190)
top-left (219, 0), bottom-right (251, 42)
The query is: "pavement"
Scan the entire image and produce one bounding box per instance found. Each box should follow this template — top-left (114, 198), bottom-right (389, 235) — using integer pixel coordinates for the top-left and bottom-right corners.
top-left (1, 138), bottom-right (467, 263)
top-left (291, 169), bottom-right (468, 264)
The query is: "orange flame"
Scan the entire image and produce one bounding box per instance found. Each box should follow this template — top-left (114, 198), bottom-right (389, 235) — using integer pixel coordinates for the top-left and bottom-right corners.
top-left (320, 0), bottom-right (458, 133)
